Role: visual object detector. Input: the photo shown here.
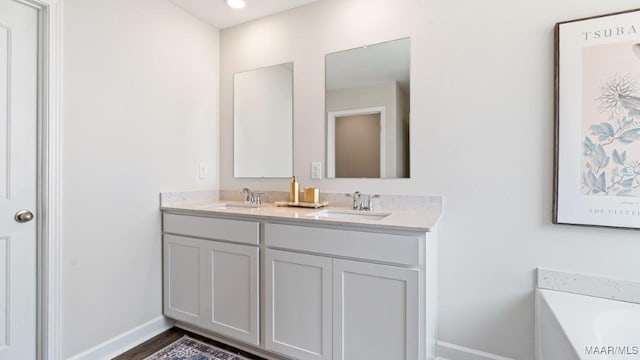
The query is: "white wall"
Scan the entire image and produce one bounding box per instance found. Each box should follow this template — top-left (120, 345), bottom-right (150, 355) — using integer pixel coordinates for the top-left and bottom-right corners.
top-left (62, 0), bottom-right (219, 357)
top-left (220, 1), bottom-right (640, 359)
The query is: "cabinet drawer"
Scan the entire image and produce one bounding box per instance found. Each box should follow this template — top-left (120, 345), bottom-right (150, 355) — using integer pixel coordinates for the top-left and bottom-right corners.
top-left (163, 214), bottom-right (259, 245)
top-left (264, 223), bottom-right (421, 265)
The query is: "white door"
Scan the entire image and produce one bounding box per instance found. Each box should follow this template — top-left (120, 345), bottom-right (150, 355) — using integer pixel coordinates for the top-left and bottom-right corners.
top-left (163, 235), bottom-right (207, 325)
top-left (264, 249), bottom-right (332, 360)
top-left (0, 0), bottom-right (38, 359)
top-left (333, 259), bottom-right (419, 360)
top-left (203, 241), bottom-right (259, 345)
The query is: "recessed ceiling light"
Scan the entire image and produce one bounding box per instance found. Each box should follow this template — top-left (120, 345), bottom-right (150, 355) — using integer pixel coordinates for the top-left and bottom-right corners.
top-left (226, 0), bottom-right (246, 9)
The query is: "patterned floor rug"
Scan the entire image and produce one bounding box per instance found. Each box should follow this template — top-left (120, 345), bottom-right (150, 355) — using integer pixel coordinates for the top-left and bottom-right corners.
top-left (144, 336), bottom-right (250, 360)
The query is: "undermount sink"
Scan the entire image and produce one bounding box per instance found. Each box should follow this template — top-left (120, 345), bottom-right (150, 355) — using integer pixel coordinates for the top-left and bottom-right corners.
top-left (307, 209), bottom-right (391, 221)
top-left (199, 203), bottom-right (263, 210)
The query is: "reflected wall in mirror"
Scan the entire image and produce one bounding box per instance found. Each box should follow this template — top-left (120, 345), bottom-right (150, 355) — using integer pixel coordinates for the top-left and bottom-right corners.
top-left (326, 38), bottom-right (410, 179)
top-left (234, 62), bottom-right (293, 178)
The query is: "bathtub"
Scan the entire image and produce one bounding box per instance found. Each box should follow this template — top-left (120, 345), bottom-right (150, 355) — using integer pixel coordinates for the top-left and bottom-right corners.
top-left (536, 288), bottom-right (640, 360)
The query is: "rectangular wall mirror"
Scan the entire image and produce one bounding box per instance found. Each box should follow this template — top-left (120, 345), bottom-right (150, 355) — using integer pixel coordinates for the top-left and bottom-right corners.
top-left (234, 62), bottom-right (293, 178)
top-left (326, 38), bottom-right (410, 179)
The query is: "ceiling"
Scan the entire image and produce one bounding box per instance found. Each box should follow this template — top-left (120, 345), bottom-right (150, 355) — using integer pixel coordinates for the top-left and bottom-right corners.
top-left (168, 0), bottom-right (320, 29)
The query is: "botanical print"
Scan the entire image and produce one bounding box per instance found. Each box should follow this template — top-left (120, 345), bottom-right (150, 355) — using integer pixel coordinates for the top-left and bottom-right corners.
top-left (581, 41), bottom-right (640, 197)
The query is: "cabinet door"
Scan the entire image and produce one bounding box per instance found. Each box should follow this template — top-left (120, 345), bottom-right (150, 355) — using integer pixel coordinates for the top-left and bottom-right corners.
top-left (265, 249), bottom-right (332, 360)
top-left (203, 241), bottom-right (259, 345)
top-left (163, 234), bottom-right (207, 325)
top-left (333, 259), bottom-right (419, 360)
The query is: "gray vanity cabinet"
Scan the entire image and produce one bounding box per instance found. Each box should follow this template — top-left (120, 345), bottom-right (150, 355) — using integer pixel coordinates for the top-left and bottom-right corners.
top-left (203, 241), bottom-right (259, 345)
top-left (263, 223), bottom-right (423, 360)
top-left (264, 249), bottom-right (333, 360)
top-left (332, 259), bottom-right (419, 360)
top-left (163, 234), bottom-right (207, 325)
top-left (162, 211), bottom-right (438, 360)
top-left (264, 248), bottom-right (420, 360)
top-left (162, 214), bottom-right (260, 345)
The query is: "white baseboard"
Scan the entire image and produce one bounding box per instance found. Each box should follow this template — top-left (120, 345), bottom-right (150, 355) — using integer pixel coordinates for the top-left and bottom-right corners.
top-left (67, 316), bottom-right (175, 360)
top-left (437, 341), bottom-right (515, 360)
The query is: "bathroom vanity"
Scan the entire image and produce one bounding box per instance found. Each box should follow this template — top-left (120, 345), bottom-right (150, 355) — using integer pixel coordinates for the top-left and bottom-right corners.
top-left (160, 199), bottom-right (440, 360)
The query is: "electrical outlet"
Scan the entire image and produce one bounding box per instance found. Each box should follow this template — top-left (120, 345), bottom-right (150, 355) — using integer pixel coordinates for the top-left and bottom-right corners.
top-left (311, 162), bottom-right (322, 179)
top-left (199, 162), bottom-right (209, 179)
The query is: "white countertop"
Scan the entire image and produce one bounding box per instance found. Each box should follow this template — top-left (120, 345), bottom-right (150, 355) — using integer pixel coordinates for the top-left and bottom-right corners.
top-left (161, 201), bottom-right (441, 232)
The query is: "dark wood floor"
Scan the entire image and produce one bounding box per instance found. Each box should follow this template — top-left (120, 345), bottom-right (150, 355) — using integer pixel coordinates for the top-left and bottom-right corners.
top-left (113, 327), bottom-right (266, 360)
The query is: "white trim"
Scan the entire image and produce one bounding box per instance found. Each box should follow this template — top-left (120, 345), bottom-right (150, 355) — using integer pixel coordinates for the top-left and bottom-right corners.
top-left (67, 316), bottom-right (174, 360)
top-left (326, 106), bottom-right (386, 178)
top-left (21, 0), bottom-right (63, 359)
top-left (437, 341), bottom-right (515, 360)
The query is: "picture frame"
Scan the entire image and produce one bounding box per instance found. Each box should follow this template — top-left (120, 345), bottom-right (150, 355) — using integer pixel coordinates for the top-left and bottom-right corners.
top-left (554, 8), bottom-right (640, 229)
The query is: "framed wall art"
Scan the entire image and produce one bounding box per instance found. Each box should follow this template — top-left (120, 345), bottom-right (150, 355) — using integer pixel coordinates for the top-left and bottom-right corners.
top-left (554, 8), bottom-right (640, 229)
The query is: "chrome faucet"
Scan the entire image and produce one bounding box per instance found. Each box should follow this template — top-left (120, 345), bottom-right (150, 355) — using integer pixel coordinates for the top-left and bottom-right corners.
top-left (240, 188), bottom-right (264, 205)
top-left (254, 191), bottom-right (264, 205)
top-left (346, 191), bottom-right (379, 211)
top-left (360, 194), bottom-right (380, 211)
top-left (347, 191), bottom-right (361, 209)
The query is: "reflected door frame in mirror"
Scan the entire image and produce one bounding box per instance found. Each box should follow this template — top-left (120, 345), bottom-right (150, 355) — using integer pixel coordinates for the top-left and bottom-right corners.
top-left (327, 106), bottom-right (387, 178)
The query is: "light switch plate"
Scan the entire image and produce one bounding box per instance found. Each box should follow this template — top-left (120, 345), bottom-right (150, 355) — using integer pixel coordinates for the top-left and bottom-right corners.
top-left (199, 162), bottom-right (209, 179)
top-left (311, 162), bottom-right (322, 179)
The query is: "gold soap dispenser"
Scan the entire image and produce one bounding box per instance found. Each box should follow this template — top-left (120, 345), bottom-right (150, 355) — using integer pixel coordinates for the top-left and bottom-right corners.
top-left (290, 176), bottom-right (299, 203)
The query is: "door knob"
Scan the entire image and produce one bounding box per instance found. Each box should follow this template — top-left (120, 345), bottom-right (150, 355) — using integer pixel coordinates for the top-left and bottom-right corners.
top-left (14, 209), bottom-right (34, 223)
